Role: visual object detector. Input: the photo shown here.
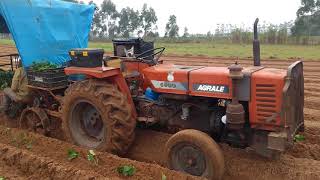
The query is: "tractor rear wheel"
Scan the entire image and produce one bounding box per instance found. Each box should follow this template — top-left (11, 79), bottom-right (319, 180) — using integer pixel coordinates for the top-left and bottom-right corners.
top-left (62, 79), bottom-right (136, 155)
top-left (165, 129), bottom-right (225, 180)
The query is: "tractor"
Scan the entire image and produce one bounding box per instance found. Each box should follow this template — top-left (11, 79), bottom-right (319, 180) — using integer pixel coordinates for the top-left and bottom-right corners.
top-left (5, 19), bottom-right (303, 180)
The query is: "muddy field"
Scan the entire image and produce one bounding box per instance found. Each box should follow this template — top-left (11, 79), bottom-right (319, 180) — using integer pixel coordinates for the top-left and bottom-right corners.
top-left (1, 45), bottom-right (320, 179)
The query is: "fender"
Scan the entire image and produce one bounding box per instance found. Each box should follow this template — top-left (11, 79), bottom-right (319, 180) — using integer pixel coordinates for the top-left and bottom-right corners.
top-left (64, 66), bottom-right (137, 118)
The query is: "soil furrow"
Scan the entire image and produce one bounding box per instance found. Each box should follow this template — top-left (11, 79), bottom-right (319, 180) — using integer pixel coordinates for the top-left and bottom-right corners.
top-left (0, 125), bottom-right (199, 180)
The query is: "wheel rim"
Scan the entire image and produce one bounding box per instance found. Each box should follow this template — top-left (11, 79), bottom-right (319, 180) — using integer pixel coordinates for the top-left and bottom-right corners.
top-left (69, 99), bottom-right (105, 148)
top-left (171, 143), bottom-right (207, 176)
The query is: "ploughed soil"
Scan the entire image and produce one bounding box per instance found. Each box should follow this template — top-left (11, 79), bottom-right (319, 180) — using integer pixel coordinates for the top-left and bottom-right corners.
top-left (1, 45), bottom-right (320, 179)
top-left (0, 120), bottom-right (199, 180)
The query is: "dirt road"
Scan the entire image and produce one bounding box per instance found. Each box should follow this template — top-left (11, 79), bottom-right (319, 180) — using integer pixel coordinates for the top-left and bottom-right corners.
top-left (0, 46), bottom-right (320, 179)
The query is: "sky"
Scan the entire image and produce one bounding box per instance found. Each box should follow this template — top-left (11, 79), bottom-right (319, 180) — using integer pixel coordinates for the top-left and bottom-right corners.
top-left (82, 0), bottom-right (302, 36)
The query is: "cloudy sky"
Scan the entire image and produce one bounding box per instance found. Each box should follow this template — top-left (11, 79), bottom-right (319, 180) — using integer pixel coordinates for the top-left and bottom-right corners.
top-left (82, 0), bottom-right (302, 35)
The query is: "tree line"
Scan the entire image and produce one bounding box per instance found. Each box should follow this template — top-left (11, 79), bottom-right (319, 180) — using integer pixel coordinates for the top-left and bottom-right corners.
top-left (63, 0), bottom-right (181, 39)
top-left (87, 0), bottom-right (180, 40)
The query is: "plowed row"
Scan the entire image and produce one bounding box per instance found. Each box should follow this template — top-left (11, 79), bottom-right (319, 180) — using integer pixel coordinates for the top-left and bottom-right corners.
top-left (1, 45), bottom-right (320, 179)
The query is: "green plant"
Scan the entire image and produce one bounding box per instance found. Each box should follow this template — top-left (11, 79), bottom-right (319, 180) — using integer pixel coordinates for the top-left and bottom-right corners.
top-left (26, 142), bottom-right (32, 150)
top-left (294, 134), bottom-right (305, 142)
top-left (0, 176), bottom-right (6, 180)
top-left (117, 165), bottom-right (136, 177)
top-left (162, 173), bottom-right (167, 180)
top-left (0, 70), bottom-right (13, 90)
top-left (11, 132), bottom-right (33, 149)
top-left (30, 61), bottom-right (59, 72)
top-left (0, 82), bottom-right (8, 90)
top-left (3, 128), bottom-right (11, 135)
top-left (67, 149), bottom-right (79, 161)
top-left (87, 150), bottom-right (99, 165)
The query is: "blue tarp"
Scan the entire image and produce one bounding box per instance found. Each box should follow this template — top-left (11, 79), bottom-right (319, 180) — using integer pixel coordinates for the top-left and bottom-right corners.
top-left (0, 0), bottom-right (95, 67)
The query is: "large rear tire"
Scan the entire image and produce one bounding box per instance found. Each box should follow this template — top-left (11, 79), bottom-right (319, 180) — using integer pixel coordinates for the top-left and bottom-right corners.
top-left (62, 79), bottom-right (136, 155)
top-left (165, 129), bottom-right (225, 180)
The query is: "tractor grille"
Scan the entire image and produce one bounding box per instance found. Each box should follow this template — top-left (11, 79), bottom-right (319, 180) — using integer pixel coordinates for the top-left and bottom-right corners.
top-left (255, 84), bottom-right (277, 122)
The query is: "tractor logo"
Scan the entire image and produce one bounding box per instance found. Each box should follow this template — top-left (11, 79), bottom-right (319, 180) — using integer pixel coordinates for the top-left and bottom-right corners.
top-left (193, 84), bottom-right (229, 93)
top-left (167, 71), bottom-right (175, 82)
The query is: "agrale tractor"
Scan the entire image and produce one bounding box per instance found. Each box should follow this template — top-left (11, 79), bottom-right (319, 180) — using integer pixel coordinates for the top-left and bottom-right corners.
top-left (12, 19), bottom-right (303, 180)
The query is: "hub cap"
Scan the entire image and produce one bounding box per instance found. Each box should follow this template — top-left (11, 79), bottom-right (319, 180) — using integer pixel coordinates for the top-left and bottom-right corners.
top-left (82, 105), bottom-right (103, 138)
top-left (69, 100), bottom-right (105, 148)
top-left (172, 143), bottom-right (206, 176)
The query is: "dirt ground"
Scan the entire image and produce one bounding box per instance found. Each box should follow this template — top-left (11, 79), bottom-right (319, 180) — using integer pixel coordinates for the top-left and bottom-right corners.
top-left (1, 45), bottom-right (320, 179)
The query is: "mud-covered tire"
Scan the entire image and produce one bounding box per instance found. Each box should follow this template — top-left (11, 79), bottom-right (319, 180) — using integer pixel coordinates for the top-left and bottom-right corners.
top-left (165, 129), bottom-right (225, 180)
top-left (62, 79), bottom-right (136, 155)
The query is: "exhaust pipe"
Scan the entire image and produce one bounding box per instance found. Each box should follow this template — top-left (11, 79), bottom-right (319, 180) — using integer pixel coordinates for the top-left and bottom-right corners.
top-left (253, 18), bottom-right (261, 66)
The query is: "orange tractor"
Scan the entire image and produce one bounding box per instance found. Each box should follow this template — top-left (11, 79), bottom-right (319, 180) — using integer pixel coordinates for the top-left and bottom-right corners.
top-left (18, 19), bottom-right (303, 180)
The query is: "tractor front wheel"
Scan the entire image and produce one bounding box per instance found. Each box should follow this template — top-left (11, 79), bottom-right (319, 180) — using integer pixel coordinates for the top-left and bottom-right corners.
top-left (62, 79), bottom-right (136, 155)
top-left (165, 129), bottom-right (225, 180)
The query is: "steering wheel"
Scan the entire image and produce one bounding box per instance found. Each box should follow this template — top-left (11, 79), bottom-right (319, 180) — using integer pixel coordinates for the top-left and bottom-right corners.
top-left (136, 47), bottom-right (165, 65)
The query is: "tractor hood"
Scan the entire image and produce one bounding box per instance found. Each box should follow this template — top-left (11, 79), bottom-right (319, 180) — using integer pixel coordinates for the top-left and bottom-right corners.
top-left (142, 63), bottom-right (285, 101)
top-left (143, 64), bottom-right (234, 98)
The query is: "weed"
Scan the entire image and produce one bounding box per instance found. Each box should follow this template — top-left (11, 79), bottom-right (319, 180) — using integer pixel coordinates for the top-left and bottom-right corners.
top-left (117, 165), bottom-right (136, 177)
top-left (10, 132), bottom-right (33, 150)
top-left (294, 134), bottom-right (305, 142)
top-left (87, 150), bottom-right (99, 165)
top-left (26, 142), bottom-right (33, 150)
top-left (162, 173), bottom-right (167, 180)
top-left (3, 128), bottom-right (11, 135)
top-left (67, 149), bottom-right (79, 161)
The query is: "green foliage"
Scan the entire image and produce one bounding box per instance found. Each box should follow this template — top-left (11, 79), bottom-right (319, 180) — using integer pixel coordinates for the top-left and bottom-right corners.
top-left (165, 15), bottom-right (179, 38)
top-left (117, 165), bottom-right (136, 177)
top-left (294, 134), bottom-right (306, 142)
top-left (292, 0), bottom-right (320, 36)
top-left (0, 70), bottom-right (13, 90)
top-left (0, 176), bottom-right (6, 180)
top-left (182, 27), bottom-right (189, 38)
top-left (140, 4), bottom-right (158, 38)
top-left (88, 1), bottom-right (102, 38)
top-left (89, 1), bottom-right (159, 39)
top-left (30, 61), bottom-right (58, 72)
top-left (67, 149), bottom-right (79, 161)
top-left (87, 150), bottom-right (99, 165)
top-left (161, 173), bottom-right (167, 180)
top-left (88, 41), bottom-right (320, 60)
top-left (100, 0), bottom-right (118, 38)
top-left (118, 7), bottom-right (141, 38)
